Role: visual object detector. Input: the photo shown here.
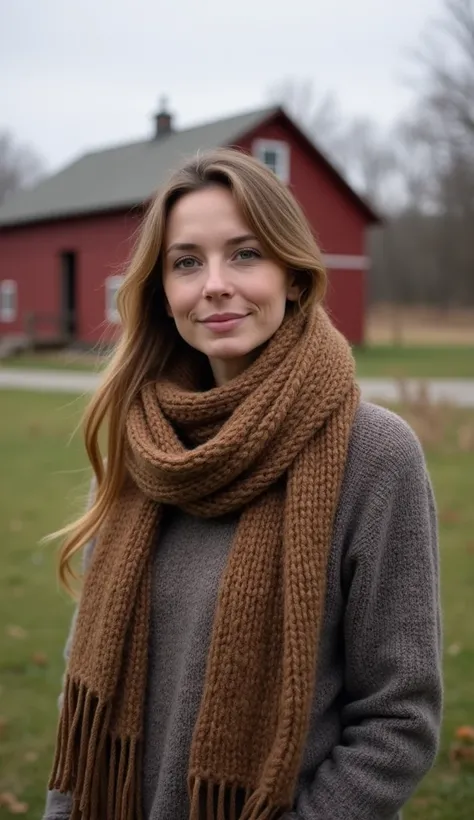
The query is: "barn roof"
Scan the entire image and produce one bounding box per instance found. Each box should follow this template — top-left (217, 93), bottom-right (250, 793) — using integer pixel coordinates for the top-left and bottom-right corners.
top-left (0, 105), bottom-right (379, 227)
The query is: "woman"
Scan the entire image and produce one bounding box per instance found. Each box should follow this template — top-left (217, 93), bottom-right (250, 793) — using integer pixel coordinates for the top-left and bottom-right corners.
top-left (44, 148), bottom-right (442, 820)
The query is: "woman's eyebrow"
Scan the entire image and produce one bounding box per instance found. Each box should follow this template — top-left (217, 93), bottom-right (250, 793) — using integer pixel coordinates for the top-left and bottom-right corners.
top-left (166, 234), bottom-right (259, 255)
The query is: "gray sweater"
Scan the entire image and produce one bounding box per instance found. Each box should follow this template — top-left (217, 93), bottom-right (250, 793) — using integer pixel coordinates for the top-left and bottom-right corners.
top-left (44, 402), bottom-right (442, 820)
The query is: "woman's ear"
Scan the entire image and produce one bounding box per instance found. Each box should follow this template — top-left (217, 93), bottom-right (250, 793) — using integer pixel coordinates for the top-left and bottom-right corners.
top-left (286, 271), bottom-right (300, 303)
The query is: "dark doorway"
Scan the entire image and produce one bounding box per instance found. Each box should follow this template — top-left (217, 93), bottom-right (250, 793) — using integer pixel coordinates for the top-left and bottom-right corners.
top-left (60, 251), bottom-right (77, 340)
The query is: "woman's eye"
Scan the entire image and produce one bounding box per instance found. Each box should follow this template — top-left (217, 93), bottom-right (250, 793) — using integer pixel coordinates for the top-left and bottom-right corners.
top-left (235, 248), bottom-right (260, 261)
top-left (175, 257), bottom-right (198, 270)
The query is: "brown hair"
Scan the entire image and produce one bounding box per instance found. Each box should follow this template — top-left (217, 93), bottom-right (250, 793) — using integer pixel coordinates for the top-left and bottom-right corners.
top-left (55, 147), bottom-right (327, 592)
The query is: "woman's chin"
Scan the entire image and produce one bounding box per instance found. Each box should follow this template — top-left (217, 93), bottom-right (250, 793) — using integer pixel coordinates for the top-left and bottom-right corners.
top-left (201, 340), bottom-right (257, 361)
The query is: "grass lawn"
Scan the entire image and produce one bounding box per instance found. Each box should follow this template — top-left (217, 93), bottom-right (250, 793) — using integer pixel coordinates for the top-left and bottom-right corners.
top-left (0, 390), bottom-right (473, 818)
top-left (0, 352), bottom-right (104, 373)
top-left (354, 345), bottom-right (474, 379)
top-left (1, 344), bottom-right (474, 379)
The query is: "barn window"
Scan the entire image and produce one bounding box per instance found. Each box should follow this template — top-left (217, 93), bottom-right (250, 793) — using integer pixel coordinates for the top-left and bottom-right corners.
top-left (0, 280), bottom-right (18, 322)
top-left (252, 139), bottom-right (290, 183)
top-left (105, 276), bottom-right (123, 323)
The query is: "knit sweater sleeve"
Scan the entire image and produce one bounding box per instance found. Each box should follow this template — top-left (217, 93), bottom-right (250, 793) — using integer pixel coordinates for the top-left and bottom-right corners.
top-left (42, 483), bottom-right (97, 820)
top-left (285, 413), bottom-right (442, 819)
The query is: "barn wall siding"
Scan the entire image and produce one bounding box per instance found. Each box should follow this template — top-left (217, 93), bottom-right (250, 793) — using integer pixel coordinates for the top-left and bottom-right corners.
top-left (0, 116), bottom-right (370, 346)
top-left (238, 118), bottom-right (368, 343)
top-left (237, 119), bottom-right (368, 254)
top-left (325, 268), bottom-right (365, 345)
top-left (0, 211), bottom-right (139, 344)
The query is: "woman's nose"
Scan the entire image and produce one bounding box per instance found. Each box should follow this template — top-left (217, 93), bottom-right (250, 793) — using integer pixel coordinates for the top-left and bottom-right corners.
top-left (202, 263), bottom-right (233, 297)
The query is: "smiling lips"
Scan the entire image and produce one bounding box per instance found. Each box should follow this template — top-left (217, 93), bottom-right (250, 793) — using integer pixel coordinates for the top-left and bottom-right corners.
top-left (200, 313), bottom-right (248, 332)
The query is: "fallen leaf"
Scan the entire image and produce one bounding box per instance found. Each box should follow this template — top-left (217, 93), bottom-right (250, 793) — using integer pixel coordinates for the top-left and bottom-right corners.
top-left (458, 423), bottom-right (474, 452)
top-left (447, 642), bottom-right (462, 656)
top-left (450, 743), bottom-right (474, 764)
top-left (440, 508), bottom-right (461, 525)
top-left (0, 792), bottom-right (28, 813)
top-left (456, 725), bottom-right (474, 742)
top-left (24, 751), bottom-right (39, 763)
top-left (9, 802), bottom-right (28, 815)
top-left (5, 625), bottom-right (27, 640)
top-left (31, 651), bottom-right (48, 667)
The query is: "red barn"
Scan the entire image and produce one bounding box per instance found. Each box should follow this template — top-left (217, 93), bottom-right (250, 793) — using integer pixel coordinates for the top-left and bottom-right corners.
top-left (0, 104), bottom-right (379, 348)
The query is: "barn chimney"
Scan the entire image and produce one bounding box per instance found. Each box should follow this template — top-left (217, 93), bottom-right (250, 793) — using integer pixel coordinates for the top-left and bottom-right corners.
top-left (154, 96), bottom-right (173, 138)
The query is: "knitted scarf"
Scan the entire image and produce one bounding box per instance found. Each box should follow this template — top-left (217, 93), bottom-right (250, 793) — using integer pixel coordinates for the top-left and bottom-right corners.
top-left (49, 304), bottom-right (359, 820)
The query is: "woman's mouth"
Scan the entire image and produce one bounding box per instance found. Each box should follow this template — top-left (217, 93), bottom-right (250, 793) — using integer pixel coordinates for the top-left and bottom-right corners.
top-left (200, 314), bottom-right (248, 333)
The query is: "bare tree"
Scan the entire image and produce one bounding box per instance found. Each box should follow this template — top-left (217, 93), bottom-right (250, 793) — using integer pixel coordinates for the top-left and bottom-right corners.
top-left (0, 130), bottom-right (44, 206)
top-left (333, 117), bottom-right (401, 214)
top-left (267, 13), bottom-right (474, 307)
top-left (407, 0), bottom-right (474, 304)
top-left (267, 78), bottom-right (346, 157)
top-left (413, 0), bottom-right (474, 149)
top-left (267, 78), bottom-right (400, 214)
top-left (369, 0), bottom-right (474, 308)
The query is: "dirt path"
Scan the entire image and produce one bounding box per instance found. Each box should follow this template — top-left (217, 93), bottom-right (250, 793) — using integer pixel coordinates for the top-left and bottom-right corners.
top-left (1, 368), bottom-right (474, 407)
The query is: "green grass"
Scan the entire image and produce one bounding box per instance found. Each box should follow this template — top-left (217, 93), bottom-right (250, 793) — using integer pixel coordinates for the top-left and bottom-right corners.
top-left (354, 345), bottom-right (474, 379)
top-left (404, 439), bottom-right (474, 818)
top-left (0, 390), bottom-right (473, 818)
top-left (0, 353), bottom-right (103, 372)
top-left (2, 344), bottom-right (474, 379)
top-left (0, 391), bottom-right (89, 818)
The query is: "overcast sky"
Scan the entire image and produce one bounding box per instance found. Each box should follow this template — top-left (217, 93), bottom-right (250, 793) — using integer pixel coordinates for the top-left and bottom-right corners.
top-left (1, 0), bottom-right (444, 172)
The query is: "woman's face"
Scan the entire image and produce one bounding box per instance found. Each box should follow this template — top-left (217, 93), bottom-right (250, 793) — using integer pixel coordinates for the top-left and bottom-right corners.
top-left (162, 185), bottom-right (299, 386)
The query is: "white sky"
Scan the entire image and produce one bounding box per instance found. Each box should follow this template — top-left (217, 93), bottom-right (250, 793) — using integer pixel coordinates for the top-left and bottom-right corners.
top-left (0, 0), bottom-right (444, 172)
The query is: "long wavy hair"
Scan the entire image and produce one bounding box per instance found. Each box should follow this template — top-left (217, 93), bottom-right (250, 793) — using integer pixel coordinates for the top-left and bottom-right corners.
top-left (56, 147), bottom-right (328, 593)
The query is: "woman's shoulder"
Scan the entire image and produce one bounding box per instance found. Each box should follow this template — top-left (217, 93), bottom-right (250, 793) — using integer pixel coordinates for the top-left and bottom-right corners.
top-left (347, 401), bottom-right (427, 484)
top-left (334, 402), bottom-right (431, 542)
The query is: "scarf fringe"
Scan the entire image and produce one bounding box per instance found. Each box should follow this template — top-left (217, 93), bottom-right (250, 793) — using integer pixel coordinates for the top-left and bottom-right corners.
top-left (189, 776), bottom-right (283, 820)
top-left (239, 788), bottom-right (282, 820)
top-left (49, 678), bottom-right (142, 820)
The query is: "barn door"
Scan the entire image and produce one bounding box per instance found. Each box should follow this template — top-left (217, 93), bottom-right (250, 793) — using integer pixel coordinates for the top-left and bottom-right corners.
top-left (60, 251), bottom-right (78, 341)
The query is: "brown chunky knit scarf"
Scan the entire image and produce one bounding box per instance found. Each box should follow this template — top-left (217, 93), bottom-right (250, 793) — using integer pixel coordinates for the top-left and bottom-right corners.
top-left (50, 305), bottom-right (359, 820)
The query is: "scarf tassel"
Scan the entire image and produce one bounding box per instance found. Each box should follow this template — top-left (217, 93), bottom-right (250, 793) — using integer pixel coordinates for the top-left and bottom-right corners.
top-left (189, 776), bottom-right (283, 820)
top-left (49, 678), bottom-right (142, 820)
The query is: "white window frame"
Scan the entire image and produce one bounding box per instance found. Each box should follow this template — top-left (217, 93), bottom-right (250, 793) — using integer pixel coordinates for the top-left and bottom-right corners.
top-left (105, 275), bottom-right (123, 323)
top-left (253, 139), bottom-right (290, 183)
top-left (0, 279), bottom-right (18, 322)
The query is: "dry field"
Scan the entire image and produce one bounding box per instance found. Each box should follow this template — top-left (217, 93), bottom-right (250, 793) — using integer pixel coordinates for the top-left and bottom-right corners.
top-left (367, 305), bottom-right (474, 345)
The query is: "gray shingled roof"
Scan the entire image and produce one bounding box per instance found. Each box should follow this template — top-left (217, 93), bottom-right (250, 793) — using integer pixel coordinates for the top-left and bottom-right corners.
top-left (0, 106), bottom-right (277, 227)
